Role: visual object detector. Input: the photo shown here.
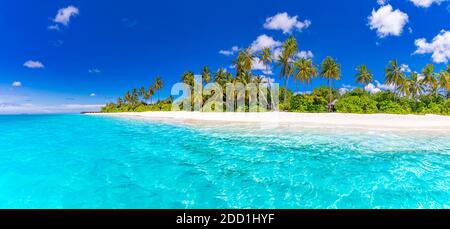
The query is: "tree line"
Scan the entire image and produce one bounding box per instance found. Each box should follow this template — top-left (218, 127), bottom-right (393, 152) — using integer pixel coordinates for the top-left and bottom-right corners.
top-left (102, 35), bottom-right (450, 114)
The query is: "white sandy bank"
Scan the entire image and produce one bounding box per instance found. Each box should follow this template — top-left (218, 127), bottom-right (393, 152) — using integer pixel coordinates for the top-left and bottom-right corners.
top-left (89, 112), bottom-right (450, 130)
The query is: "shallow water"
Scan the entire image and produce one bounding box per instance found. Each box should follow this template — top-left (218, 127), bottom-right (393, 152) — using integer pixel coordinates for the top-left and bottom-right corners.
top-left (0, 114), bottom-right (449, 209)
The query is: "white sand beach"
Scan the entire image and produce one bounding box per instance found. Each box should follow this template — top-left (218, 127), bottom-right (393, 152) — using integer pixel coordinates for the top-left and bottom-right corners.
top-left (90, 112), bottom-right (450, 131)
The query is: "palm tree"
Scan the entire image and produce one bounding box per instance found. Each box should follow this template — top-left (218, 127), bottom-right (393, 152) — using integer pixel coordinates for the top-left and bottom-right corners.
top-left (320, 56), bottom-right (341, 110)
top-left (181, 71), bottom-right (196, 106)
top-left (154, 76), bottom-right (163, 102)
top-left (397, 77), bottom-right (411, 98)
top-left (252, 75), bottom-right (269, 109)
top-left (385, 60), bottom-right (406, 95)
top-left (234, 48), bottom-right (254, 79)
top-left (277, 36), bottom-right (298, 107)
top-left (201, 66), bottom-right (211, 85)
top-left (131, 88), bottom-right (139, 105)
top-left (355, 64), bottom-right (373, 91)
top-left (143, 91), bottom-right (150, 104)
top-left (117, 97), bottom-right (123, 106)
top-left (438, 69), bottom-right (450, 98)
top-left (147, 86), bottom-right (155, 104)
top-left (124, 91), bottom-right (132, 104)
top-left (258, 47), bottom-right (273, 74)
top-left (242, 48), bottom-right (255, 74)
top-left (233, 51), bottom-right (246, 77)
top-left (139, 86), bottom-right (146, 101)
top-left (214, 68), bottom-right (228, 86)
top-left (294, 58), bottom-right (317, 94)
top-left (182, 71), bottom-right (195, 87)
top-left (409, 72), bottom-right (425, 99)
top-left (421, 64), bottom-right (438, 95)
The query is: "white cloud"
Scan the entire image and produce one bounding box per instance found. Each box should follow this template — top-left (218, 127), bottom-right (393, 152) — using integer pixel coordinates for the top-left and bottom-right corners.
top-left (363, 80), bottom-right (397, 94)
top-left (12, 81), bottom-right (22, 87)
top-left (414, 30), bottom-right (450, 63)
top-left (377, 0), bottom-right (388, 5)
top-left (368, 4), bottom-right (409, 38)
top-left (365, 83), bottom-right (382, 94)
top-left (252, 57), bottom-right (273, 75)
top-left (417, 73), bottom-right (425, 81)
top-left (260, 75), bottom-right (275, 84)
top-left (53, 6), bottom-right (79, 26)
top-left (89, 93), bottom-right (96, 97)
top-left (400, 64), bottom-right (412, 73)
top-left (47, 24), bottom-right (60, 31)
top-left (376, 80), bottom-right (396, 91)
top-left (250, 35), bottom-right (282, 53)
top-left (339, 87), bottom-right (350, 95)
top-left (219, 46), bottom-right (240, 56)
top-left (272, 47), bottom-right (283, 61)
top-left (297, 50), bottom-right (314, 59)
top-left (88, 68), bottom-right (101, 74)
top-left (263, 12), bottom-right (311, 34)
top-left (339, 85), bottom-right (354, 95)
top-left (23, 60), bottom-right (44, 69)
top-left (409, 0), bottom-right (444, 8)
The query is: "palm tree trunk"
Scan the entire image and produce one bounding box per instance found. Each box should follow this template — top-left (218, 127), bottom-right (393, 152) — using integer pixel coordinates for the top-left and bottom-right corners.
top-left (328, 79), bottom-right (332, 112)
top-left (304, 83), bottom-right (307, 95)
top-left (284, 77), bottom-right (289, 109)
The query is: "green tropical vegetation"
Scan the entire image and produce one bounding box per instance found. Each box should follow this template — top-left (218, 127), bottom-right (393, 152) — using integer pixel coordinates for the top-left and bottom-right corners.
top-left (102, 36), bottom-right (450, 116)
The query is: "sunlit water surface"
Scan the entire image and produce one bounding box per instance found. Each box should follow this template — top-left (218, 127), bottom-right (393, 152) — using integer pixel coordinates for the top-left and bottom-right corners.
top-left (0, 114), bottom-right (449, 209)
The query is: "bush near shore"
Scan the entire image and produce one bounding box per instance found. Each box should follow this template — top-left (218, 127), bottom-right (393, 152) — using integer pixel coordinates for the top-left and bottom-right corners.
top-left (291, 87), bottom-right (450, 115)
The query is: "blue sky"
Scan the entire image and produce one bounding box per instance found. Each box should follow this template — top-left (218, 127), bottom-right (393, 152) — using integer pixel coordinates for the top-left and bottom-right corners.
top-left (0, 0), bottom-right (449, 113)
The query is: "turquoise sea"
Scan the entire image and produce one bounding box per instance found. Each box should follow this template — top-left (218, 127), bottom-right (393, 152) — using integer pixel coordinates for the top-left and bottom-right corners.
top-left (0, 114), bottom-right (449, 209)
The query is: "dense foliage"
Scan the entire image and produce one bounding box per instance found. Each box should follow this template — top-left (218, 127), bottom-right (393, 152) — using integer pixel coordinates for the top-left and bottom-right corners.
top-left (101, 98), bottom-right (172, 113)
top-left (101, 35), bottom-right (450, 116)
top-left (289, 88), bottom-right (449, 115)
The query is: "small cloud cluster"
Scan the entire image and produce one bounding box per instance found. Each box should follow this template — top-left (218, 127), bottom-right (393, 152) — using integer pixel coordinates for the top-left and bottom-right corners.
top-left (89, 93), bottom-right (96, 97)
top-left (263, 12), bottom-right (311, 34)
top-left (368, 4), bottom-right (409, 38)
top-left (364, 80), bottom-right (396, 94)
top-left (339, 84), bottom-right (353, 95)
top-left (414, 30), bottom-right (450, 63)
top-left (48, 6), bottom-right (79, 31)
top-left (23, 60), bottom-right (44, 69)
top-left (400, 64), bottom-right (412, 73)
top-left (250, 34), bottom-right (282, 53)
top-left (88, 68), bottom-right (101, 74)
top-left (260, 75), bottom-right (275, 84)
top-left (12, 81), bottom-right (22, 87)
top-left (219, 46), bottom-right (240, 56)
top-left (298, 50), bottom-right (314, 59)
top-left (252, 57), bottom-right (273, 75)
top-left (409, 0), bottom-right (445, 8)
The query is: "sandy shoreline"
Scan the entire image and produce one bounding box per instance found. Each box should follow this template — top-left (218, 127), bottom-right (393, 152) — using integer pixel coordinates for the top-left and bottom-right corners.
top-left (88, 112), bottom-right (450, 131)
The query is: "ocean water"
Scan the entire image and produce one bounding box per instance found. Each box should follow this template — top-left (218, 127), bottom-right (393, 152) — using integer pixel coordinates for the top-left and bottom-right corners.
top-left (0, 114), bottom-right (449, 209)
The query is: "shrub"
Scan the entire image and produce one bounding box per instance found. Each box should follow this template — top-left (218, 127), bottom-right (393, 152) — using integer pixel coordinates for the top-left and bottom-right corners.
top-left (378, 100), bottom-right (408, 114)
top-left (335, 96), bottom-right (378, 114)
top-left (289, 94), bottom-right (328, 113)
